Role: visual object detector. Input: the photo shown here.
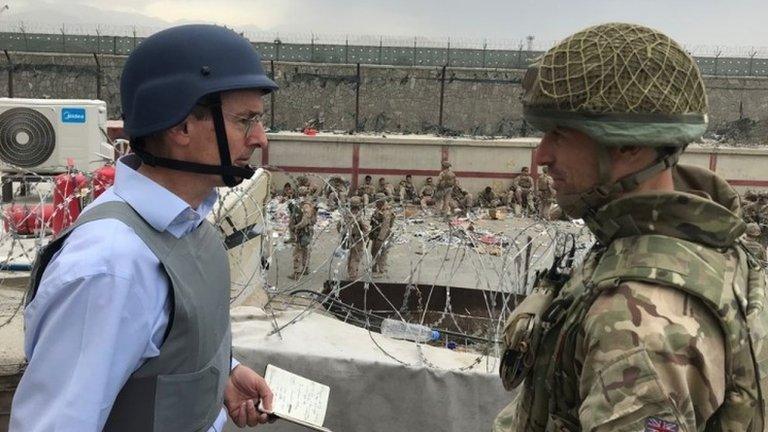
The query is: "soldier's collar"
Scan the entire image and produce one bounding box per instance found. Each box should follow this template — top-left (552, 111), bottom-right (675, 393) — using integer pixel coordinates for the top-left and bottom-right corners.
top-left (586, 191), bottom-right (746, 248)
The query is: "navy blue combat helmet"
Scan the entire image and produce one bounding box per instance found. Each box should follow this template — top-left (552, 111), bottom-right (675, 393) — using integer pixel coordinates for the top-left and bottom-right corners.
top-left (120, 24), bottom-right (278, 186)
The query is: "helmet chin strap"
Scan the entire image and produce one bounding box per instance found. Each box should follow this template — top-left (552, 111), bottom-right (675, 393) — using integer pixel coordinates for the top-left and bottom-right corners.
top-left (132, 93), bottom-right (255, 187)
top-left (555, 146), bottom-right (682, 222)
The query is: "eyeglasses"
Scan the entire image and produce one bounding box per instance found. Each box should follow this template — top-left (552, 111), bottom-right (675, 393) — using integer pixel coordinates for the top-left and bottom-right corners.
top-left (223, 111), bottom-right (265, 137)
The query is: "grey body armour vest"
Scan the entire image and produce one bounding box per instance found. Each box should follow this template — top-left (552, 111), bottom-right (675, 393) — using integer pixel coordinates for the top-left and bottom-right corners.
top-left (27, 201), bottom-right (232, 432)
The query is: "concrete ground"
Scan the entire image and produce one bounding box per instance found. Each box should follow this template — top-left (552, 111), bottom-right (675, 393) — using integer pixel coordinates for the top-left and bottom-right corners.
top-left (257, 201), bottom-right (590, 303)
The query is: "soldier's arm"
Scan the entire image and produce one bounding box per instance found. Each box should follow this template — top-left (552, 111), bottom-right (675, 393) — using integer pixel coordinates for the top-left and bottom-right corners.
top-left (577, 281), bottom-right (725, 432)
top-left (293, 204), bottom-right (313, 229)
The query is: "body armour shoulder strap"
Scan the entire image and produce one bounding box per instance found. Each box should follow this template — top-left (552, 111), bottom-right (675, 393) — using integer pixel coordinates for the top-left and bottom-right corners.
top-left (565, 234), bottom-right (768, 431)
top-left (27, 201), bottom-right (233, 432)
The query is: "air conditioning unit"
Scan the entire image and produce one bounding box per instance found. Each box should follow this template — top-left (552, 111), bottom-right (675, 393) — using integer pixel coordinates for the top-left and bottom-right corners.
top-left (0, 98), bottom-right (113, 174)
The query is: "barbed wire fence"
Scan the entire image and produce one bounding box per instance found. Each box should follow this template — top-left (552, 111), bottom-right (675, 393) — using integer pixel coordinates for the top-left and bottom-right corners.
top-left (248, 171), bottom-right (593, 372)
top-left (0, 164), bottom-right (594, 373)
top-left (1, 21), bottom-right (768, 75)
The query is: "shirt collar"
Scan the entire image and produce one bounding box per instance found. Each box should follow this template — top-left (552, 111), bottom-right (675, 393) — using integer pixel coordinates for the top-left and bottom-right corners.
top-left (112, 154), bottom-right (218, 237)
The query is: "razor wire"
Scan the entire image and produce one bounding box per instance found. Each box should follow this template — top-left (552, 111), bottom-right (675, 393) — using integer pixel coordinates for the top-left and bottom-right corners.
top-left (0, 164), bottom-right (596, 374)
top-left (256, 170), bottom-right (593, 373)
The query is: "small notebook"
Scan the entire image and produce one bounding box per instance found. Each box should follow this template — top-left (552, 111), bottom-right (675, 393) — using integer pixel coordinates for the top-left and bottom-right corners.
top-left (260, 364), bottom-right (333, 432)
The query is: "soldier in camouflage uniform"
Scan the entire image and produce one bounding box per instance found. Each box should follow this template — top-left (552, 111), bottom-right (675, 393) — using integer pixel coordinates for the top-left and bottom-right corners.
top-left (288, 186), bottom-right (316, 279)
top-left (280, 182), bottom-right (294, 201)
top-left (451, 181), bottom-right (474, 212)
top-left (377, 177), bottom-right (395, 199)
top-left (295, 174), bottom-right (317, 196)
top-left (536, 166), bottom-right (556, 220)
top-left (370, 193), bottom-right (395, 277)
top-left (512, 166), bottom-right (535, 216)
top-left (398, 174), bottom-right (418, 204)
top-left (478, 186), bottom-right (501, 208)
top-left (494, 23), bottom-right (768, 432)
top-left (419, 177), bottom-right (436, 212)
top-left (338, 196), bottom-right (369, 280)
top-left (357, 175), bottom-right (376, 207)
top-left (325, 175), bottom-right (348, 211)
top-left (436, 161), bottom-right (457, 217)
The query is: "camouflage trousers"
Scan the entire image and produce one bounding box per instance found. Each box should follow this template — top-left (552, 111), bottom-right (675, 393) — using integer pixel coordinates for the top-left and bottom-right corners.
top-left (347, 244), bottom-right (365, 280)
top-left (292, 245), bottom-right (310, 277)
top-left (538, 193), bottom-right (554, 220)
top-left (370, 240), bottom-right (389, 273)
top-left (437, 188), bottom-right (454, 216)
top-left (515, 189), bottom-right (535, 215)
top-left (420, 196), bottom-right (435, 211)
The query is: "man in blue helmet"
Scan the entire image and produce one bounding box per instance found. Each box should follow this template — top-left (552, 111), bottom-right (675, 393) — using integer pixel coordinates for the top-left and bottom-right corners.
top-left (11, 25), bottom-right (278, 431)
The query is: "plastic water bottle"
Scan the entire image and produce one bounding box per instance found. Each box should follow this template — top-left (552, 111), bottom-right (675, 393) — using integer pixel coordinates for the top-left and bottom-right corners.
top-left (380, 318), bottom-right (440, 342)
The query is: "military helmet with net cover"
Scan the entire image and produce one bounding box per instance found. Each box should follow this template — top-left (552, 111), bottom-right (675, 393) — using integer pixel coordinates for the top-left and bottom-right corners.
top-left (522, 22), bottom-right (708, 148)
top-left (521, 23), bottom-right (710, 221)
top-left (349, 196), bottom-right (363, 208)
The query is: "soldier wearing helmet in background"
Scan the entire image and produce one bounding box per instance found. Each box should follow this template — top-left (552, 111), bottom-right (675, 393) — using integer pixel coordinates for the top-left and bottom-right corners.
top-left (494, 23), bottom-right (768, 432)
top-left (511, 166), bottom-right (535, 216)
top-left (435, 161), bottom-right (457, 217)
top-left (12, 25), bottom-right (278, 431)
top-left (288, 186), bottom-right (316, 280)
top-left (295, 174), bottom-right (317, 196)
top-left (325, 175), bottom-right (348, 210)
top-left (338, 196), bottom-right (369, 280)
top-left (369, 193), bottom-right (395, 277)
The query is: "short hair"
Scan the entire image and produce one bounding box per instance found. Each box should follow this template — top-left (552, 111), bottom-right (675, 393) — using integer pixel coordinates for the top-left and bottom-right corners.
top-left (365, 175), bottom-right (372, 180)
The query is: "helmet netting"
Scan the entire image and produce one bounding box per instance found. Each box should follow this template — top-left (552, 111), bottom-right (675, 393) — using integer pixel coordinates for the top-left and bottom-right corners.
top-left (524, 23), bottom-right (707, 116)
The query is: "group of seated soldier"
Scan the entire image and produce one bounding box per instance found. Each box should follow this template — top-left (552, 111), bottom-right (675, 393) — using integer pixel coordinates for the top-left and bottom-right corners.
top-left (274, 168), bottom-right (556, 219)
top-left (473, 166), bottom-right (557, 219)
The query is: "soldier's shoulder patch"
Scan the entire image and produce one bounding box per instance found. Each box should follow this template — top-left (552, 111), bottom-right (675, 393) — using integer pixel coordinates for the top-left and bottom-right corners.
top-left (645, 417), bottom-right (679, 431)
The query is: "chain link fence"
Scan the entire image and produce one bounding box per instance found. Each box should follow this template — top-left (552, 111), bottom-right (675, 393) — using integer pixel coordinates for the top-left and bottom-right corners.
top-left (1, 22), bottom-right (768, 76)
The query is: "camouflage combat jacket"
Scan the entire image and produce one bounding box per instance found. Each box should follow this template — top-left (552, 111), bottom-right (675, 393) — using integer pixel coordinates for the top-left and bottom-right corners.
top-left (495, 191), bottom-right (768, 432)
top-left (514, 174), bottom-right (534, 190)
top-left (370, 206), bottom-right (395, 242)
top-left (289, 199), bottom-right (316, 247)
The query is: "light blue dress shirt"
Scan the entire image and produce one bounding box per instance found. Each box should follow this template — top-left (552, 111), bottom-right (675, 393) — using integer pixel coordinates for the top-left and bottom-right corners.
top-left (10, 155), bottom-right (233, 431)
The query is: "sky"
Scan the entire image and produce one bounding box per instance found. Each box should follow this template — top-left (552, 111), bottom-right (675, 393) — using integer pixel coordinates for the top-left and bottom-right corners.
top-left (3, 0), bottom-right (767, 54)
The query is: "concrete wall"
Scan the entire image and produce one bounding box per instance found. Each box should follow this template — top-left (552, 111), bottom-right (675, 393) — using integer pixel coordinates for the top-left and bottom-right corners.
top-left (2, 52), bottom-right (768, 141)
top-left (253, 132), bottom-right (768, 195)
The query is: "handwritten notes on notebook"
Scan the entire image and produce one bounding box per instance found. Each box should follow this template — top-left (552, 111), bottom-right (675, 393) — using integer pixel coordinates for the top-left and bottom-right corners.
top-left (262, 365), bottom-right (333, 432)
